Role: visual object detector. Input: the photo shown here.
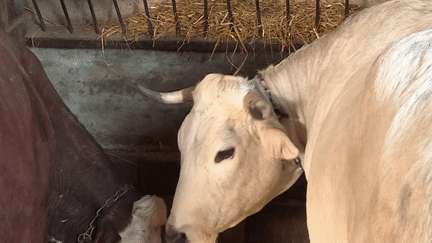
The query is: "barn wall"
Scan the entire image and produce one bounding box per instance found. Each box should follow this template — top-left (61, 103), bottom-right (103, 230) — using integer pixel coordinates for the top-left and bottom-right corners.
top-left (30, 47), bottom-right (289, 149)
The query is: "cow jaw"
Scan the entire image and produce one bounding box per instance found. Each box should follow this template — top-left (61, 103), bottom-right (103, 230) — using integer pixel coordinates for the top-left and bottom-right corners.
top-left (165, 74), bottom-right (303, 243)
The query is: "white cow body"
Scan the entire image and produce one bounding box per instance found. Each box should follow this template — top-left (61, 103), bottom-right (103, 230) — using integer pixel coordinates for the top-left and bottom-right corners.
top-left (136, 0), bottom-right (432, 242)
top-left (302, 28), bottom-right (432, 242)
top-left (258, 0), bottom-right (432, 241)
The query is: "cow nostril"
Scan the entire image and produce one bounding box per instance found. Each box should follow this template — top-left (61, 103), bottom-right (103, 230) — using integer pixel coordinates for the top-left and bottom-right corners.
top-left (177, 232), bottom-right (187, 243)
top-left (165, 225), bottom-right (188, 243)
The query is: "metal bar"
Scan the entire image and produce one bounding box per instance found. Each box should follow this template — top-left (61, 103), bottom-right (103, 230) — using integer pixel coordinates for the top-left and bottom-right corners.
top-left (143, 0), bottom-right (154, 36)
top-left (255, 0), bottom-right (262, 37)
top-left (0, 1), bottom-right (7, 30)
top-left (87, 0), bottom-right (99, 34)
top-left (112, 0), bottom-right (126, 34)
top-left (171, 0), bottom-right (180, 35)
top-left (6, 11), bottom-right (31, 33)
top-left (286, 0), bottom-right (290, 24)
top-left (26, 36), bottom-right (304, 52)
top-left (315, 0), bottom-right (320, 29)
top-left (203, 0), bottom-right (209, 37)
top-left (345, 0), bottom-right (349, 18)
top-left (31, 0), bottom-right (46, 31)
top-left (226, 0), bottom-right (234, 31)
top-left (59, 0), bottom-right (73, 33)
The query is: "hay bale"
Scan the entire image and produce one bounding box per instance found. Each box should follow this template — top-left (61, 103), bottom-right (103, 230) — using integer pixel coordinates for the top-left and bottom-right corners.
top-left (101, 0), bottom-right (363, 51)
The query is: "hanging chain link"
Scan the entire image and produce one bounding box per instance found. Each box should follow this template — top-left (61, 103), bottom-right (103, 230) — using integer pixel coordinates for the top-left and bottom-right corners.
top-left (77, 184), bottom-right (133, 243)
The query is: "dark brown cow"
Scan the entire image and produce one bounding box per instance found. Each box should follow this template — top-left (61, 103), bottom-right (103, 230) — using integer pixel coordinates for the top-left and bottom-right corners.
top-left (0, 28), bottom-right (165, 243)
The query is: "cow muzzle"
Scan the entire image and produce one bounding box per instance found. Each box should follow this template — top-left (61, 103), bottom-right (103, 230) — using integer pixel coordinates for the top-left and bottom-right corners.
top-left (165, 225), bottom-right (188, 243)
top-left (165, 223), bottom-right (218, 243)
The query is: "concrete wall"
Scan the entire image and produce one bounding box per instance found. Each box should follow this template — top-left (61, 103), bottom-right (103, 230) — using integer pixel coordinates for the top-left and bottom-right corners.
top-left (30, 47), bottom-right (289, 149)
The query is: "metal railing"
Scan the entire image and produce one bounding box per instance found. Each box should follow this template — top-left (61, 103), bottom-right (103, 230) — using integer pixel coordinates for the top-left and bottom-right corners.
top-left (30, 0), bottom-right (351, 37)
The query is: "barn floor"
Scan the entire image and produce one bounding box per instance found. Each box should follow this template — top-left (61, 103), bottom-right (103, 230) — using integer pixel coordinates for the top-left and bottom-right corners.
top-left (108, 150), bottom-right (310, 243)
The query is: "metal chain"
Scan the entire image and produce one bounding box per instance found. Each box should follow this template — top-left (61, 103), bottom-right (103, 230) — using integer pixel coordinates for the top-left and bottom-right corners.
top-left (77, 184), bottom-right (133, 243)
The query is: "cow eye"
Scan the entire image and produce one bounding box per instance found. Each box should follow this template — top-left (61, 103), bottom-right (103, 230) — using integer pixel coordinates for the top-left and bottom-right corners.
top-left (215, 147), bottom-right (235, 163)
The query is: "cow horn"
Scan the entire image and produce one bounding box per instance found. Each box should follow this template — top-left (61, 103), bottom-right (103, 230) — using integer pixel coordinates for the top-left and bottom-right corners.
top-left (135, 85), bottom-right (195, 104)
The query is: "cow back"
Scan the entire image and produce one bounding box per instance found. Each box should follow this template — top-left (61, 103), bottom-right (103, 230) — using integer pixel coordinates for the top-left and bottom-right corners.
top-left (0, 27), bottom-right (54, 242)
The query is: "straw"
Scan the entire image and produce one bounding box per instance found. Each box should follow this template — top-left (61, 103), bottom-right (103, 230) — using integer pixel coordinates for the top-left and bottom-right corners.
top-left (99, 0), bottom-right (363, 52)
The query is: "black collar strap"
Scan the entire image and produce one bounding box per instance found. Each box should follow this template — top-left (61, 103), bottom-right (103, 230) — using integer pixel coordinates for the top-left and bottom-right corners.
top-left (253, 75), bottom-right (303, 171)
top-left (253, 74), bottom-right (289, 119)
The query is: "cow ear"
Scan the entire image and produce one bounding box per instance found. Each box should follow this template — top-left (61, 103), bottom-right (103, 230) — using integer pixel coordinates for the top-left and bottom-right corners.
top-left (260, 123), bottom-right (299, 161)
top-left (243, 92), bottom-right (272, 120)
top-left (243, 92), bottom-right (299, 160)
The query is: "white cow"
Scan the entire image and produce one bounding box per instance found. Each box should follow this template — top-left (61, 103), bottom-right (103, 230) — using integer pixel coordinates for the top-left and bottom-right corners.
top-left (136, 0), bottom-right (432, 242)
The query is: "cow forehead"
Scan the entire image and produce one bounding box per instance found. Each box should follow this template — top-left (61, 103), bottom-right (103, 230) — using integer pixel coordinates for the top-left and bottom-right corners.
top-left (180, 108), bottom-right (248, 150)
top-left (179, 74), bottom-right (258, 153)
top-left (193, 74), bottom-right (252, 109)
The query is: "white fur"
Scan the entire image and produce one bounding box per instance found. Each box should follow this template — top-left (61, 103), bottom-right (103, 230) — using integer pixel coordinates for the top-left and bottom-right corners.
top-left (258, 2), bottom-right (432, 242)
top-left (119, 196), bottom-right (167, 243)
top-left (374, 29), bottom-right (432, 149)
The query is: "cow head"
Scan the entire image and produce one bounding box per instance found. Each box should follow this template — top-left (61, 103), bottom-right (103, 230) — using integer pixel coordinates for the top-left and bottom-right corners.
top-left (136, 74), bottom-right (303, 243)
